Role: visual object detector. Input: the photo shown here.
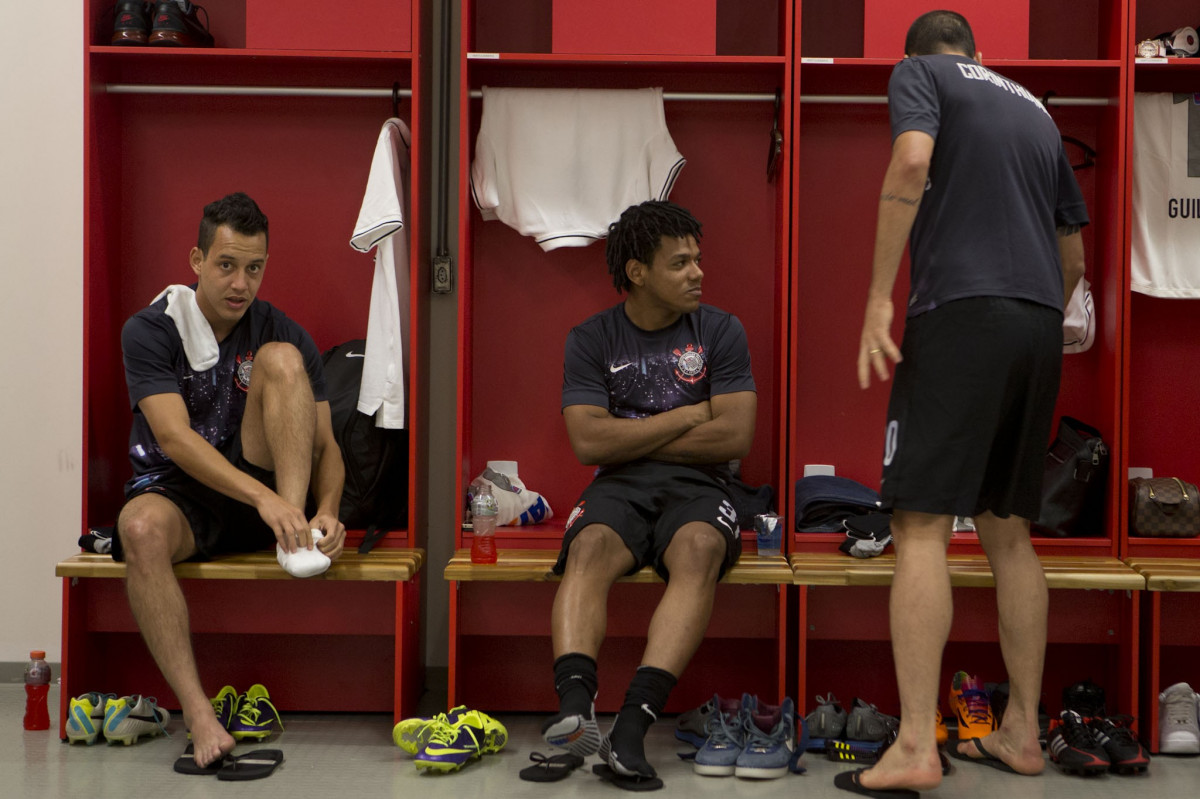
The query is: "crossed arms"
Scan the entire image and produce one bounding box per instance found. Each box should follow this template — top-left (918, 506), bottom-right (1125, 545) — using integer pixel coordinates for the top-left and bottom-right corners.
top-left (563, 391), bottom-right (757, 467)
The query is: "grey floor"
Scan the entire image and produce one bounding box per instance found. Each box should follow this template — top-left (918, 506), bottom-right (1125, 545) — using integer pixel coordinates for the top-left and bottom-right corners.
top-left (7, 682), bottom-right (1200, 798)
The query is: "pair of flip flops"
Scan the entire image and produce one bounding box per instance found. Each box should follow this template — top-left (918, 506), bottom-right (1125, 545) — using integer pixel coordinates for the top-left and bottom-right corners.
top-left (518, 751), bottom-right (585, 782)
top-left (592, 763), bottom-right (663, 791)
top-left (174, 743), bottom-right (284, 781)
top-left (832, 750), bottom-right (954, 799)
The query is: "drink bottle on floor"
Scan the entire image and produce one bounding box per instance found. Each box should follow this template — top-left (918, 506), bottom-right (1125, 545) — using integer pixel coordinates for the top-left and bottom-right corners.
top-left (23, 650), bottom-right (51, 731)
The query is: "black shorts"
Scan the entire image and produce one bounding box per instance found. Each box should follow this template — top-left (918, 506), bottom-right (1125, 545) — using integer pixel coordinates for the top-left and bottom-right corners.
top-left (553, 460), bottom-right (742, 582)
top-left (880, 296), bottom-right (1062, 521)
top-left (113, 436), bottom-right (278, 561)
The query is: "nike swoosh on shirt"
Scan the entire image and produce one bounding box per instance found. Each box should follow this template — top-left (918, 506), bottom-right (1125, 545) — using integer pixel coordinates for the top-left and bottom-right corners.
top-left (609, 362), bottom-right (635, 373)
top-left (345, 352), bottom-right (365, 358)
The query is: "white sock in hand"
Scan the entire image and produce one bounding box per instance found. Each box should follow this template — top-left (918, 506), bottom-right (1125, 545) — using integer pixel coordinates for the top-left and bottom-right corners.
top-left (277, 529), bottom-right (332, 578)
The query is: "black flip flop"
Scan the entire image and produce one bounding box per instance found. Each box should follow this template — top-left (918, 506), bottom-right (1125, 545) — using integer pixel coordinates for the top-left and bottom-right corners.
top-left (948, 737), bottom-right (1019, 774)
top-left (833, 769), bottom-right (920, 799)
top-left (519, 751), bottom-right (585, 782)
top-left (216, 749), bottom-right (285, 781)
top-left (592, 763), bottom-right (664, 791)
top-left (173, 743), bottom-right (229, 775)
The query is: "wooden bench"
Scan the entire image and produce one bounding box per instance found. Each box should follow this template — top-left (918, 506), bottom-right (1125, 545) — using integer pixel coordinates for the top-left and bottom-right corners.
top-left (1125, 556), bottom-right (1200, 753)
top-left (790, 552), bottom-right (1145, 724)
top-left (444, 547), bottom-right (793, 713)
top-left (56, 547), bottom-right (425, 739)
top-left (791, 552), bottom-right (1145, 589)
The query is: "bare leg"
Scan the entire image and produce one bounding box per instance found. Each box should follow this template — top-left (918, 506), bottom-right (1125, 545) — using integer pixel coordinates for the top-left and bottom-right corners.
top-left (859, 509), bottom-right (952, 792)
top-left (119, 494), bottom-right (234, 767)
top-left (642, 523), bottom-right (726, 674)
top-left (552, 525), bottom-right (636, 658)
top-left (239, 342), bottom-right (316, 510)
top-left (956, 511), bottom-right (1046, 774)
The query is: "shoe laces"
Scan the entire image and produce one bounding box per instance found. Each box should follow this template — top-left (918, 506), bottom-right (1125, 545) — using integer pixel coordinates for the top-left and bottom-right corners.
top-left (1058, 711), bottom-right (1096, 747)
top-left (134, 696), bottom-right (172, 737)
top-left (237, 695), bottom-right (282, 729)
top-left (1093, 715), bottom-right (1137, 745)
top-left (1163, 693), bottom-right (1199, 726)
top-left (703, 707), bottom-right (744, 748)
top-left (742, 710), bottom-right (782, 751)
top-left (960, 689), bottom-right (993, 725)
top-left (814, 693), bottom-right (841, 711)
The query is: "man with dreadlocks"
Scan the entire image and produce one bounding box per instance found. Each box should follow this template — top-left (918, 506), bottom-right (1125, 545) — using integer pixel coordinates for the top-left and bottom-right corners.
top-left (542, 200), bottom-right (757, 784)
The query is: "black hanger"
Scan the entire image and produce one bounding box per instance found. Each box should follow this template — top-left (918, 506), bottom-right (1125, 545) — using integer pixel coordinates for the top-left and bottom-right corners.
top-left (1042, 90), bottom-right (1098, 171)
top-left (392, 81), bottom-right (402, 119)
top-left (767, 88), bottom-right (783, 182)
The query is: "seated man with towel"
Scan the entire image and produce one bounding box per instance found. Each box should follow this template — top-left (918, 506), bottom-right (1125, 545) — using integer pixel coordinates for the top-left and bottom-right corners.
top-left (544, 200), bottom-right (757, 784)
top-left (113, 192), bottom-right (346, 768)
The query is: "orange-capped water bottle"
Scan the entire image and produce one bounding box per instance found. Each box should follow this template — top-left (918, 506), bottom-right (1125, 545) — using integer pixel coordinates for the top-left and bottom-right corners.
top-left (23, 650), bottom-right (51, 730)
top-left (470, 483), bottom-right (499, 564)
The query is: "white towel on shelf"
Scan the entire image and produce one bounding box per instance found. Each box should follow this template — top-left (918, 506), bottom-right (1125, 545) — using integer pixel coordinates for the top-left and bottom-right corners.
top-left (151, 284), bottom-right (219, 372)
top-left (351, 117), bottom-right (411, 429)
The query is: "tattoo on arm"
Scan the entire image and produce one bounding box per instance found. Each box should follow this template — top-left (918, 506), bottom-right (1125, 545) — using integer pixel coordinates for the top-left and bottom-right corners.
top-left (881, 192), bottom-right (920, 207)
top-left (1057, 224), bottom-right (1081, 236)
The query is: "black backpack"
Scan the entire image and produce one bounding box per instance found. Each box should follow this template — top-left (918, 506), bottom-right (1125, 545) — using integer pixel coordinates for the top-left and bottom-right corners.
top-left (320, 340), bottom-right (408, 550)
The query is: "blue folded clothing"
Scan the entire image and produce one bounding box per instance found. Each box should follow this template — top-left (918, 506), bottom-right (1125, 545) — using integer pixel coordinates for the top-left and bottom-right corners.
top-left (794, 476), bottom-right (883, 532)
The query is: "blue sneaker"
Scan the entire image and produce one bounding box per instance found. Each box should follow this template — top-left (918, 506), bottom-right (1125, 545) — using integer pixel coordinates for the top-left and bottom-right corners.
top-left (735, 697), bottom-right (797, 779)
top-left (694, 694), bottom-right (754, 776)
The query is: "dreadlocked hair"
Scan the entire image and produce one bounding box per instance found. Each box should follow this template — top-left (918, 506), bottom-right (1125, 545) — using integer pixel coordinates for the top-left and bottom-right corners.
top-left (605, 201), bottom-right (702, 293)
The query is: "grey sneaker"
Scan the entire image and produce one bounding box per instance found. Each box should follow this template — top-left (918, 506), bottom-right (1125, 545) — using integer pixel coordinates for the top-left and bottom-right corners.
top-left (844, 698), bottom-right (899, 743)
top-left (693, 694), bottom-right (751, 776)
top-left (805, 693), bottom-right (847, 741)
top-left (676, 696), bottom-right (717, 748)
top-left (1159, 682), bottom-right (1200, 754)
top-left (541, 702), bottom-right (601, 757)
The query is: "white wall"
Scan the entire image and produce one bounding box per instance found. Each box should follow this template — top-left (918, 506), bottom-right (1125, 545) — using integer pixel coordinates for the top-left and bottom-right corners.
top-left (0, 17), bottom-right (83, 663)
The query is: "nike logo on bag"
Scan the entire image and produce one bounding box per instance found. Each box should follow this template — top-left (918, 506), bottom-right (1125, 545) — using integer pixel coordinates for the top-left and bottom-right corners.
top-left (610, 362), bottom-right (635, 373)
top-left (345, 352), bottom-right (365, 358)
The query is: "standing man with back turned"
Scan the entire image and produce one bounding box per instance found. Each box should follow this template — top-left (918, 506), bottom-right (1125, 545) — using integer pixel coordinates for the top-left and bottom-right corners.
top-left (114, 192), bottom-right (347, 768)
top-left (841, 11), bottom-right (1087, 797)
top-left (544, 200), bottom-right (757, 786)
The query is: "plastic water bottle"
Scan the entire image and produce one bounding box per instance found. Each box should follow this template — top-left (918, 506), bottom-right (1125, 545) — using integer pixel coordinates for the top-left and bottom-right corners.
top-left (470, 483), bottom-right (499, 564)
top-left (23, 650), bottom-right (51, 731)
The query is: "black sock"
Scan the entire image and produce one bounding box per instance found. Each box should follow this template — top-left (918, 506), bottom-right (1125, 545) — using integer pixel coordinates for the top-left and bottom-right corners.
top-left (609, 666), bottom-right (677, 773)
top-left (553, 653), bottom-right (598, 718)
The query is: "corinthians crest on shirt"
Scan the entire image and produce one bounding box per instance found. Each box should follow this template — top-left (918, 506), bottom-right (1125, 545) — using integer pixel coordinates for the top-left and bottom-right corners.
top-left (673, 344), bottom-right (707, 384)
top-left (234, 351), bottom-right (255, 392)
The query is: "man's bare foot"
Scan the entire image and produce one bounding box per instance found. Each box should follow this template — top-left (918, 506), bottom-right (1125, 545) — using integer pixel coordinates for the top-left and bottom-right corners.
top-left (855, 741), bottom-right (943, 792)
top-left (185, 709), bottom-right (235, 767)
top-left (953, 732), bottom-right (1044, 775)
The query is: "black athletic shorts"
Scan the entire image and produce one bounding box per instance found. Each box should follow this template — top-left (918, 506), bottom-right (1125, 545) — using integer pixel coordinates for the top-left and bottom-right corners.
top-left (553, 460), bottom-right (742, 582)
top-left (112, 435), bottom-right (278, 561)
top-left (880, 296), bottom-right (1062, 521)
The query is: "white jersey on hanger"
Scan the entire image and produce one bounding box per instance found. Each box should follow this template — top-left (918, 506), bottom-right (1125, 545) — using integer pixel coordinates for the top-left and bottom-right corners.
top-left (350, 117), bottom-right (411, 429)
top-left (470, 87), bottom-right (686, 251)
top-left (1132, 92), bottom-right (1200, 298)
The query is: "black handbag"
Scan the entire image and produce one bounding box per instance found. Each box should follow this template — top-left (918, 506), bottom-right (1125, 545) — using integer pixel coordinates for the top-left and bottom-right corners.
top-left (1033, 416), bottom-right (1109, 537)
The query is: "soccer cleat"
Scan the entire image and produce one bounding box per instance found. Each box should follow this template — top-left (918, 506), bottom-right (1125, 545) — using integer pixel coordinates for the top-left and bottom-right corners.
top-left (147, 1), bottom-right (214, 47)
top-left (229, 684), bottom-right (284, 741)
top-left (66, 692), bottom-right (116, 745)
top-left (826, 738), bottom-right (883, 764)
top-left (936, 707), bottom-right (948, 746)
top-left (110, 1), bottom-right (151, 45)
top-left (734, 697), bottom-right (797, 779)
top-left (693, 694), bottom-right (750, 776)
top-left (1047, 710), bottom-right (1110, 774)
top-left (393, 705), bottom-right (469, 754)
top-left (1158, 682), bottom-right (1200, 754)
top-left (805, 693), bottom-right (847, 747)
top-left (1063, 678), bottom-right (1106, 719)
top-left (844, 698), bottom-right (899, 743)
top-left (103, 695), bottom-right (170, 745)
top-left (1089, 715), bottom-right (1150, 774)
top-left (210, 685), bottom-right (238, 729)
top-left (414, 710), bottom-right (507, 772)
top-left (541, 702), bottom-right (601, 757)
top-left (676, 696), bottom-right (717, 748)
top-left (949, 671), bottom-right (995, 740)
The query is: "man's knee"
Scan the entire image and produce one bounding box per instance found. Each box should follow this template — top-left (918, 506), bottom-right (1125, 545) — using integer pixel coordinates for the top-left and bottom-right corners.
top-left (564, 525), bottom-right (629, 574)
top-left (252, 342), bottom-right (308, 387)
top-left (663, 524), bottom-right (726, 578)
top-left (118, 498), bottom-right (191, 566)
